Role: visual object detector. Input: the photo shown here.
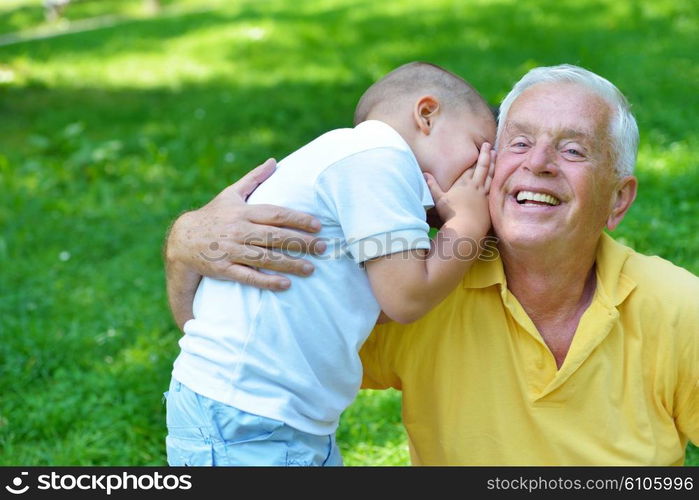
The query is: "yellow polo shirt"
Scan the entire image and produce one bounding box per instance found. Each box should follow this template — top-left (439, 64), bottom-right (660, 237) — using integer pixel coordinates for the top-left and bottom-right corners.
top-left (360, 233), bottom-right (699, 465)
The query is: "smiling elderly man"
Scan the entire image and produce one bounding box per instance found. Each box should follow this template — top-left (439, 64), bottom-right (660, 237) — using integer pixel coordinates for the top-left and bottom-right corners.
top-left (164, 65), bottom-right (698, 465)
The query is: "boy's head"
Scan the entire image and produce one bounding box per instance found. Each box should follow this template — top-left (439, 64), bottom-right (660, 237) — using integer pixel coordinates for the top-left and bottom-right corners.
top-left (354, 62), bottom-right (496, 190)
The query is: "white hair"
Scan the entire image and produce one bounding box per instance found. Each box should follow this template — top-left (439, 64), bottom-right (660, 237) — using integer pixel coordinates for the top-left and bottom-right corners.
top-left (496, 64), bottom-right (639, 177)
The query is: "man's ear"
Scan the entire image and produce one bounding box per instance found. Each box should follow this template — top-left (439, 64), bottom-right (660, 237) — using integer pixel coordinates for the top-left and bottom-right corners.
top-left (413, 96), bottom-right (440, 135)
top-left (606, 176), bottom-right (638, 231)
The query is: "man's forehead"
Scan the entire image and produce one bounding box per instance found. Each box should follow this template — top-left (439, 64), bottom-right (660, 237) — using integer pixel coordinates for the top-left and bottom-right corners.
top-left (502, 83), bottom-right (611, 139)
top-left (503, 119), bottom-right (596, 139)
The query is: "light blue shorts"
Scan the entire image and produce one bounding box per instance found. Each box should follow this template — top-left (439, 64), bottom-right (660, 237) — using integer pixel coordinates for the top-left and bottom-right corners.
top-left (164, 378), bottom-right (343, 466)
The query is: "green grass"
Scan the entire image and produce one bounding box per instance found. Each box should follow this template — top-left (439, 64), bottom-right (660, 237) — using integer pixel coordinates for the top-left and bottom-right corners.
top-left (0, 0), bottom-right (697, 466)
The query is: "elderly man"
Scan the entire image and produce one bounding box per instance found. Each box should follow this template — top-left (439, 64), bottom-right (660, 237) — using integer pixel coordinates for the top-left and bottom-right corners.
top-left (164, 65), bottom-right (698, 465)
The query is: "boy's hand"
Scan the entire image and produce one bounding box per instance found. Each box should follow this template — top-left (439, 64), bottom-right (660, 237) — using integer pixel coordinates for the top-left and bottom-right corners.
top-left (366, 144), bottom-right (495, 324)
top-left (424, 142), bottom-right (494, 237)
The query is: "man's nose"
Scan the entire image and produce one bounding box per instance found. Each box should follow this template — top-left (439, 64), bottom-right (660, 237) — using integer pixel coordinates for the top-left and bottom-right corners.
top-left (524, 143), bottom-right (557, 176)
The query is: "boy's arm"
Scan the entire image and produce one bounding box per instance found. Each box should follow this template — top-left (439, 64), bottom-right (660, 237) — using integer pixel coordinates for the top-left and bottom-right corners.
top-left (365, 144), bottom-right (493, 324)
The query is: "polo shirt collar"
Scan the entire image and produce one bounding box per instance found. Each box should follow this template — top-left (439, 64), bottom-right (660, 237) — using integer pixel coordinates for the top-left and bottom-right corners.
top-left (463, 232), bottom-right (638, 395)
top-left (462, 232), bottom-right (637, 308)
top-left (593, 232), bottom-right (637, 307)
top-left (461, 252), bottom-right (505, 290)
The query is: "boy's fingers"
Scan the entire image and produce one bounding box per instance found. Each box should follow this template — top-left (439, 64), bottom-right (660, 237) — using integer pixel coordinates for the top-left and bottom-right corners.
top-left (471, 143), bottom-right (492, 186)
top-left (423, 172), bottom-right (444, 203)
top-left (484, 150), bottom-right (496, 194)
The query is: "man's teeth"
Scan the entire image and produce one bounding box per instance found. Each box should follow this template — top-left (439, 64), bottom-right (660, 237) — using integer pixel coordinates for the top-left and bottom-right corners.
top-left (516, 190), bottom-right (561, 206)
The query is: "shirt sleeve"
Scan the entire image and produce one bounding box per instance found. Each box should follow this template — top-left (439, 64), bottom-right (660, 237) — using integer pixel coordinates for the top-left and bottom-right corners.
top-left (674, 302), bottom-right (699, 445)
top-left (315, 147), bottom-right (433, 264)
top-left (360, 323), bottom-right (403, 390)
top-left (676, 380), bottom-right (698, 445)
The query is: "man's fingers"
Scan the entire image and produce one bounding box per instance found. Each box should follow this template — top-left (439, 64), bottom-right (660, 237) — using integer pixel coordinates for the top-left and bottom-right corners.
top-left (471, 142), bottom-right (492, 186)
top-left (247, 204), bottom-right (321, 234)
top-left (239, 223), bottom-right (326, 255)
top-left (220, 263), bottom-right (292, 291)
top-left (232, 158), bottom-right (278, 200)
top-left (235, 245), bottom-right (316, 276)
top-left (193, 233), bottom-right (318, 277)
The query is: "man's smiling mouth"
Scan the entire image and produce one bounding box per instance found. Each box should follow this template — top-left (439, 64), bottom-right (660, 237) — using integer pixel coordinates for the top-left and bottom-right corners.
top-left (515, 190), bottom-right (561, 206)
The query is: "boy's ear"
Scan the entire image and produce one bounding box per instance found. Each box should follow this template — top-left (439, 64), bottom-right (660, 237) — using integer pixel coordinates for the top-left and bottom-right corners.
top-left (414, 96), bottom-right (440, 135)
top-left (606, 175), bottom-right (638, 231)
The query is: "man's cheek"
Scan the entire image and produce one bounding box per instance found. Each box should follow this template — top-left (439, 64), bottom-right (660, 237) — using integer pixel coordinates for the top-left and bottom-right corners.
top-left (487, 192), bottom-right (500, 218)
top-left (489, 174), bottom-right (507, 197)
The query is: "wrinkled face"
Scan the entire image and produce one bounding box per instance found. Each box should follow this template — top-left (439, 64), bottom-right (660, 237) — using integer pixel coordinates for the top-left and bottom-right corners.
top-left (489, 82), bottom-right (618, 251)
top-left (421, 110), bottom-right (496, 190)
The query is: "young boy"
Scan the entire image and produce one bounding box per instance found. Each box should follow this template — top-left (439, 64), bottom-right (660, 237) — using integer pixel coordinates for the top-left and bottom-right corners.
top-left (165, 62), bottom-right (497, 466)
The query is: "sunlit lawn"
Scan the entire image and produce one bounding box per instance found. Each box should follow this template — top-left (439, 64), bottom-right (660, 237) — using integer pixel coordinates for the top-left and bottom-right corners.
top-left (0, 0), bottom-right (697, 465)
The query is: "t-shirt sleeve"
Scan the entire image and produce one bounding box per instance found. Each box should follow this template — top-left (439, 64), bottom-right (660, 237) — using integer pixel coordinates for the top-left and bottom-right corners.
top-left (315, 147), bottom-right (433, 264)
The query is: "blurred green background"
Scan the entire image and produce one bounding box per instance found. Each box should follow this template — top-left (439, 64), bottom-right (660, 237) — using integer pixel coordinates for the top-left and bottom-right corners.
top-left (0, 0), bottom-right (697, 465)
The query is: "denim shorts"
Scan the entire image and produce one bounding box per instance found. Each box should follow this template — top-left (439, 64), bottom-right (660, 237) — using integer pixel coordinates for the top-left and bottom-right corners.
top-left (163, 378), bottom-right (343, 466)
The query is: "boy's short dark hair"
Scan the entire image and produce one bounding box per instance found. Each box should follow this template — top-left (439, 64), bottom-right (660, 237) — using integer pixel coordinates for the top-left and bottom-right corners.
top-left (354, 61), bottom-right (491, 125)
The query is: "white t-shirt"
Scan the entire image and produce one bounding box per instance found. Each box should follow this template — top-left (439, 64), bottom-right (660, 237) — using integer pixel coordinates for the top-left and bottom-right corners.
top-left (173, 120), bottom-right (433, 434)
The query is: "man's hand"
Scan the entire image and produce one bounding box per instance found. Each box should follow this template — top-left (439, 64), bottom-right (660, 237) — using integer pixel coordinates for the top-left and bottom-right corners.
top-left (164, 158), bottom-right (326, 328)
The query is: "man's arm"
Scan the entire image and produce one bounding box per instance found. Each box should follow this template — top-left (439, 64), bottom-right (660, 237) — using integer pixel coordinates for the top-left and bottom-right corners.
top-left (163, 158), bottom-right (327, 329)
top-left (675, 297), bottom-right (699, 446)
top-left (365, 144), bottom-right (493, 324)
top-left (165, 250), bottom-right (202, 330)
